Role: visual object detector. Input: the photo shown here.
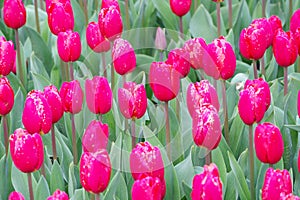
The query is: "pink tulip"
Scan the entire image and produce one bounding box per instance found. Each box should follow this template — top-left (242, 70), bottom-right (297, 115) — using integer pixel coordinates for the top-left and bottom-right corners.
top-left (166, 48), bottom-right (190, 78)
top-left (10, 128), bottom-right (44, 173)
top-left (191, 163), bottom-right (222, 200)
top-left (85, 76), bottom-right (112, 115)
top-left (101, 0), bottom-right (120, 12)
top-left (59, 80), bottom-right (83, 114)
top-left (44, 85), bottom-right (64, 124)
top-left (80, 149), bottom-right (111, 194)
top-left (290, 9), bottom-right (300, 33)
top-left (132, 176), bottom-right (164, 200)
top-left (22, 90), bottom-right (52, 134)
top-left (0, 77), bottom-right (14, 116)
top-left (57, 30), bottom-right (81, 62)
top-left (47, 189), bottom-right (69, 200)
top-left (281, 194), bottom-right (300, 200)
top-left (118, 82), bottom-right (147, 120)
top-left (112, 38), bottom-right (136, 75)
top-left (186, 80), bottom-right (219, 117)
top-left (8, 191), bottom-right (25, 200)
top-left (0, 36), bottom-right (16, 76)
top-left (238, 78), bottom-right (271, 125)
top-left (149, 62), bottom-right (180, 102)
top-left (82, 120), bottom-right (109, 153)
top-left (254, 122), bottom-right (284, 164)
top-left (155, 27), bottom-right (167, 51)
top-left (268, 15), bottom-right (282, 41)
top-left (262, 168), bottom-right (292, 200)
top-left (183, 37), bottom-right (207, 70)
top-left (3, 0), bottom-right (26, 29)
top-left (86, 21), bottom-right (110, 53)
top-left (169, 0), bottom-right (191, 17)
top-left (251, 18), bottom-right (273, 47)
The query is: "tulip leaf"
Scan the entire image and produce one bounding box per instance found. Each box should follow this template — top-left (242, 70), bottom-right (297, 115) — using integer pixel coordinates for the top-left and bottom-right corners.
top-left (35, 176), bottom-right (50, 200)
top-left (224, 171), bottom-right (237, 199)
top-left (152, 0), bottom-right (177, 30)
top-left (0, 155), bottom-right (13, 200)
top-left (70, 0), bottom-right (85, 34)
top-left (50, 160), bottom-right (65, 194)
top-left (71, 188), bottom-right (89, 200)
top-left (182, 181), bottom-right (192, 200)
top-left (255, 164), bottom-right (268, 200)
top-left (68, 163), bottom-right (80, 198)
top-left (212, 147), bottom-right (227, 190)
top-left (103, 172), bottom-right (128, 200)
top-left (31, 72), bottom-right (51, 91)
top-left (9, 88), bottom-right (24, 134)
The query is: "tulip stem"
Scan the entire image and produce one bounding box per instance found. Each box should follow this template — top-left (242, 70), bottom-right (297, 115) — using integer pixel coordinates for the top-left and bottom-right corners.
top-left (95, 194), bottom-right (100, 200)
top-left (253, 60), bottom-right (258, 79)
top-left (15, 29), bottom-right (25, 87)
top-left (176, 92), bottom-right (181, 122)
top-left (69, 62), bottom-right (74, 81)
top-left (217, 2), bottom-right (221, 37)
top-left (2, 116), bottom-right (8, 157)
top-left (94, 0), bottom-right (98, 11)
top-left (262, 0), bottom-right (266, 17)
top-left (34, 0), bottom-right (40, 33)
top-left (165, 101), bottom-right (171, 160)
top-left (131, 119), bottom-right (136, 149)
top-left (249, 125), bottom-right (255, 200)
top-left (260, 57), bottom-right (266, 77)
top-left (205, 151), bottom-right (211, 165)
top-left (297, 57), bottom-right (300, 73)
top-left (41, 163), bottom-right (45, 177)
top-left (51, 125), bottom-right (57, 161)
top-left (194, 0), bottom-right (198, 12)
top-left (101, 53), bottom-right (107, 78)
top-left (269, 164), bottom-right (273, 168)
top-left (83, 0), bottom-right (88, 26)
top-left (221, 80), bottom-right (229, 144)
top-left (228, 0), bottom-right (232, 29)
top-left (40, 0), bottom-right (44, 10)
top-left (159, 51), bottom-right (164, 62)
top-left (28, 173), bottom-right (34, 200)
top-left (71, 114), bottom-right (78, 165)
top-left (284, 67), bottom-right (288, 96)
top-left (289, 0), bottom-right (293, 21)
top-left (179, 17), bottom-right (183, 37)
top-left (125, 0), bottom-right (130, 30)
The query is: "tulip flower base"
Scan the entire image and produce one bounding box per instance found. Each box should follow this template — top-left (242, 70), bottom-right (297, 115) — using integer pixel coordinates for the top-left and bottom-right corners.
top-left (3, 1), bottom-right (300, 200)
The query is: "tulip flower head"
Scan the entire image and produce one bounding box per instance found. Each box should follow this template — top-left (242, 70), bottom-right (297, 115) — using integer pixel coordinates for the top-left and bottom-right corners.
top-left (191, 163), bottom-right (223, 200)
top-left (0, 36), bottom-right (16, 76)
top-left (101, 0), bottom-right (120, 12)
top-left (44, 85), bottom-right (64, 123)
top-left (3, 0), bottom-right (26, 29)
top-left (281, 194), bottom-right (300, 200)
top-left (118, 82), bottom-right (147, 120)
top-left (169, 0), bottom-right (192, 17)
top-left (155, 27), bottom-right (167, 51)
top-left (8, 191), bottom-right (25, 200)
top-left (47, 189), bottom-right (69, 200)
top-left (10, 128), bottom-right (44, 173)
top-left (183, 37), bottom-right (207, 70)
top-left (0, 77), bottom-right (14, 116)
top-left (268, 15), bottom-right (282, 40)
top-left (57, 30), bottom-right (81, 62)
top-left (86, 21), bottom-right (110, 53)
top-left (132, 176), bottom-right (164, 200)
top-left (166, 48), bottom-right (190, 78)
top-left (290, 9), bottom-right (300, 33)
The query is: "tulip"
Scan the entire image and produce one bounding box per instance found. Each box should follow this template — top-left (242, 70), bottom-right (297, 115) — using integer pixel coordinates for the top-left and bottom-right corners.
top-left (98, 6), bottom-right (123, 41)
top-left (118, 82), bottom-right (147, 120)
top-left (101, 0), bottom-right (120, 12)
top-left (3, 0), bottom-right (26, 29)
top-left (47, 1), bottom-right (74, 35)
top-left (290, 9), bottom-right (300, 33)
top-left (212, 0), bottom-right (223, 2)
top-left (238, 78), bottom-right (270, 125)
top-left (254, 122), bottom-right (284, 164)
top-left (183, 38), bottom-right (207, 70)
top-left (85, 76), bottom-right (112, 115)
top-left (166, 48), bottom-right (190, 78)
top-left (149, 62), bottom-right (180, 102)
top-left (0, 36), bottom-right (16, 76)
top-left (86, 22), bottom-right (110, 53)
top-left (281, 194), bottom-right (300, 200)
top-left (112, 38), bottom-right (136, 75)
top-left (191, 163), bottom-right (222, 200)
top-left (22, 90), bottom-right (52, 134)
top-left (262, 168), bottom-right (292, 200)
top-left (80, 149), bottom-right (111, 194)
top-left (0, 77), bottom-right (14, 116)
top-left (59, 80), bottom-right (83, 114)
top-left (132, 176), bottom-right (164, 200)
top-left (169, 0), bottom-right (191, 17)
top-left (8, 191), bottom-right (25, 200)
top-left (186, 80), bottom-right (219, 117)
top-left (155, 27), bottom-right (167, 51)
top-left (192, 104), bottom-right (221, 150)
top-left (47, 189), bottom-right (69, 200)
top-left (45, 0), bottom-right (70, 13)
top-left (82, 120), bottom-right (109, 152)
top-left (268, 15), bottom-right (282, 40)
top-left (130, 142), bottom-right (164, 181)
top-left (57, 30), bottom-right (81, 62)
top-left (44, 85), bottom-right (64, 124)
top-left (251, 18), bottom-right (273, 47)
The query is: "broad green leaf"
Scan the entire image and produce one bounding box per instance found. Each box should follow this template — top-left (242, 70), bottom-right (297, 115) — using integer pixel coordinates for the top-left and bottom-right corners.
top-left (212, 147), bottom-right (227, 190)
top-left (224, 171), bottom-right (237, 199)
top-left (152, 0), bottom-right (177, 30)
top-left (229, 114), bottom-right (246, 158)
top-left (10, 89), bottom-right (24, 133)
top-left (182, 181), bottom-right (192, 200)
top-left (103, 172), bottom-right (128, 200)
top-left (35, 176), bottom-right (50, 200)
top-left (50, 160), bottom-right (65, 194)
top-left (71, 188), bottom-right (89, 200)
top-left (255, 164), bottom-right (268, 200)
top-left (0, 155), bottom-right (13, 200)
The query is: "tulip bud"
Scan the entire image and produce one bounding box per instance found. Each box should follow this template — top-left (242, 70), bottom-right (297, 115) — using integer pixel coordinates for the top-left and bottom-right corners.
top-left (112, 38), bottom-right (136, 75)
top-left (118, 82), bottom-right (147, 120)
top-left (238, 78), bottom-right (271, 125)
top-left (166, 48), bottom-right (190, 78)
top-left (281, 194), bottom-right (300, 200)
top-left (3, 0), bottom-right (26, 29)
top-left (262, 168), bottom-right (292, 200)
top-left (57, 30), bottom-right (81, 62)
top-left (85, 76), bottom-right (112, 115)
top-left (132, 176), bottom-right (163, 200)
top-left (130, 142), bottom-right (164, 181)
top-left (98, 6), bottom-right (123, 41)
top-left (101, 0), bottom-right (120, 12)
top-left (47, 1), bottom-right (74, 35)
top-left (290, 9), bottom-right (300, 33)
top-left (80, 149), bottom-right (111, 194)
top-left (204, 36), bottom-right (236, 80)
top-left (59, 80), bottom-right (83, 114)
top-left (82, 120), bottom-right (109, 152)
top-left (10, 128), bottom-right (44, 173)
top-left (254, 122), bottom-right (283, 164)
top-left (149, 62), bottom-right (180, 102)
top-left (0, 77), bottom-right (14, 116)
top-left (183, 37), bottom-right (207, 70)
top-left (155, 27), bottom-right (167, 51)
top-left (191, 163), bottom-right (222, 200)
top-left (0, 36), bottom-right (16, 76)
top-left (186, 80), bottom-right (219, 117)
top-left (45, 0), bottom-right (70, 12)
top-left (8, 191), bottom-right (25, 200)
top-left (86, 22), bottom-right (110, 53)
top-left (273, 30), bottom-right (298, 67)
top-left (44, 85), bottom-right (64, 124)
top-left (22, 90), bottom-right (52, 134)
top-left (251, 18), bottom-right (273, 47)
top-left (170, 0), bottom-right (191, 17)
top-left (192, 104), bottom-right (221, 150)
top-left (268, 15), bottom-right (282, 40)
top-left (47, 189), bottom-right (69, 200)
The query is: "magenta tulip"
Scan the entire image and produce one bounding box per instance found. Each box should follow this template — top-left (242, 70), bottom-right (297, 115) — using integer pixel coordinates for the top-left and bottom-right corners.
top-left (57, 30), bottom-right (81, 62)
top-left (290, 9), bottom-right (300, 33)
top-left (8, 191), bottom-right (25, 200)
top-left (59, 80), bottom-right (83, 114)
top-left (86, 21), bottom-right (110, 53)
top-left (281, 194), bottom-right (300, 200)
top-left (44, 85), bottom-right (64, 124)
top-left (183, 38), bottom-right (207, 70)
top-left (166, 48), bottom-right (190, 78)
top-left (155, 27), bottom-right (167, 51)
top-left (0, 77), bottom-right (14, 116)
top-left (0, 36), bottom-right (16, 76)
top-left (45, 0), bottom-right (70, 12)
top-left (3, 0), bottom-right (26, 29)
top-left (169, 0), bottom-right (191, 17)
top-left (101, 0), bottom-right (120, 12)
top-left (132, 176), bottom-right (164, 200)
top-left (268, 15), bottom-right (282, 41)
top-left (47, 189), bottom-right (69, 200)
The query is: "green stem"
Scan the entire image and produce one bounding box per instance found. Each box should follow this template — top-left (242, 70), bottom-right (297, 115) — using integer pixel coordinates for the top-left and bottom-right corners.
top-left (262, 0), bottom-right (266, 17)
top-left (15, 29), bottom-right (25, 87)
top-left (269, 164), bottom-right (273, 168)
top-left (205, 151), bottom-right (211, 165)
top-left (194, 0), bottom-right (198, 12)
top-left (34, 0), bottom-right (40, 33)
top-left (3, 116), bottom-right (8, 157)
top-left (228, 0), bottom-right (232, 29)
top-left (69, 62), bottom-right (74, 81)
top-left (221, 80), bottom-right (229, 144)
top-left (253, 60), bottom-right (258, 79)
top-left (125, 0), bottom-right (130, 30)
top-left (101, 53), bottom-right (107, 78)
top-left (159, 51), bottom-right (164, 62)
top-left (297, 57), bottom-right (300, 73)
top-left (179, 17), bottom-right (183, 37)
top-left (131, 119), bottom-right (136, 149)
top-left (249, 125), bottom-right (255, 200)
top-left (176, 92), bottom-right (180, 123)
top-left (41, 162), bottom-right (45, 177)
top-left (51, 125), bottom-right (57, 161)
top-left (84, 0), bottom-right (88, 26)
top-left (71, 114), bottom-right (78, 165)
top-left (284, 67), bottom-right (288, 96)
top-left (217, 2), bottom-right (221, 37)
top-left (95, 193), bottom-right (100, 200)
top-left (28, 173), bottom-right (34, 200)
top-left (260, 57), bottom-right (265, 77)
top-left (289, 0), bottom-right (293, 21)
top-left (165, 101), bottom-right (171, 160)
top-left (40, 0), bottom-right (44, 10)
top-left (94, 0), bottom-right (98, 11)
